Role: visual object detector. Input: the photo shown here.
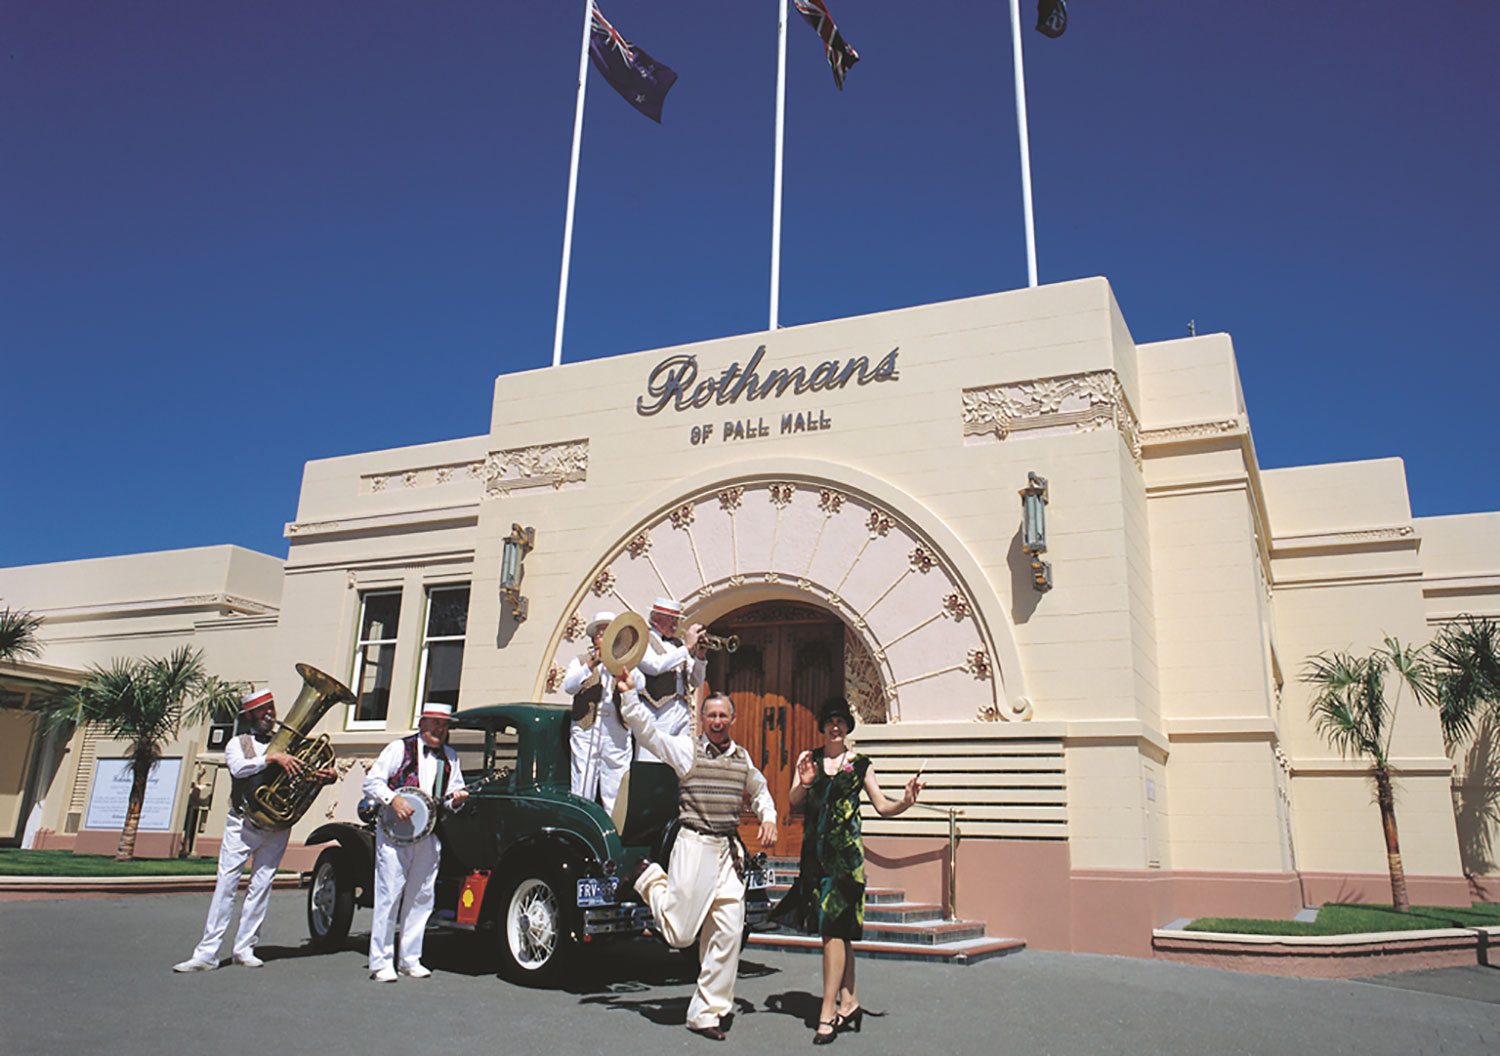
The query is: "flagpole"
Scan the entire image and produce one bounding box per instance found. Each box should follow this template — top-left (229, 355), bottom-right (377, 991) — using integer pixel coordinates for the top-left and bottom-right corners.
top-left (1007, 0), bottom-right (1039, 288)
top-left (769, 0), bottom-right (788, 330)
top-left (553, 1), bottom-right (594, 368)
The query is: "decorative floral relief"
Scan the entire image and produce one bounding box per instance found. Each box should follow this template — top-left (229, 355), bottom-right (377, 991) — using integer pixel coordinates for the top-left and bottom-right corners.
top-left (483, 440), bottom-right (589, 497)
top-left (590, 569), bottom-right (616, 597)
top-left (669, 503), bottom-right (695, 530)
top-left (727, 574), bottom-right (746, 588)
top-left (434, 466), bottom-right (453, 484)
top-left (909, 546), bottom-right (935, 573)
top-left (764, 571), bottom-right (781, 584)
top-left (866, 510), bottom-right (895, 538)
top-left (768, 482), bottom-right (796, 508)
top-left (717, 487), bottom-right (744, 513)
top-left (544, 664), bottom-right (565, 694)
top-left (962, 370), bottom-right (1142, 464)
top-left (818, 488), bottom-right (846, 515)
top-left (843, 626), bottom-right (888, 725)
top-left (942, 593), bottom-right (970, 621)
top-left (402, 471), bottom-right (419, 488)
top-left (563, 613), bottom-right (585, 641)
top-left (370, 476), bottom-right (387, 493)
top-left (626, 531), bottom-right (652, 558)
top-left (976, 703), bottom-right (1002, 722)
top-left (965, 648), bottom-right (992, 680)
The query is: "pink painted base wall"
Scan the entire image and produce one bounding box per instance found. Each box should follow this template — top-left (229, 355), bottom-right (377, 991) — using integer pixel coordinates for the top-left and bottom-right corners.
top-left (862, 837), bottom-right (1484, 959)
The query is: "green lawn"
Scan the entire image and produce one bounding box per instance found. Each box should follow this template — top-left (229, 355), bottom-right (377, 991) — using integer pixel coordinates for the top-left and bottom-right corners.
top-left (1187, 903), bottom-right (1500, 936)
top-left (0, 848), bottom-right (221, 877)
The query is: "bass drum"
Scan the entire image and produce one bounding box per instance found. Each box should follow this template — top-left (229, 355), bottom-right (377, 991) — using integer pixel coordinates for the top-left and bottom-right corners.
top-left (378, 789), bottom-right (438, 845)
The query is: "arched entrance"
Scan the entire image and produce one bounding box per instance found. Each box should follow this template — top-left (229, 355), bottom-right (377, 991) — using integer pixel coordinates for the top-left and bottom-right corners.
top-left (705, 600), bottom-right (844, 857)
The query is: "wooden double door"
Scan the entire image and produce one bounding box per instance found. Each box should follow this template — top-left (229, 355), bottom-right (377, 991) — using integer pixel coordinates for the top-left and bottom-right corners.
top-left (705, 602), bottom-right (844, 858)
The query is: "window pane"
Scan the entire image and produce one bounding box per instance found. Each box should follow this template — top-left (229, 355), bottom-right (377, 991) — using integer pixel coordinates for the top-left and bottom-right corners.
top-left (353, 642), bottom-right (397, 722)
top-left (361, 592), bottom-right (401, 643)
top-left (420, 640), bottom-right (464, 709)
top-left (426, 586), bottom-right (470, 639)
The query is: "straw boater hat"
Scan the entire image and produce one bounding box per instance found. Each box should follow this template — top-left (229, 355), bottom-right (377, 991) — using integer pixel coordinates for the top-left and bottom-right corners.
top-left (650, 597), bottom-right (682, 620)
top-left (586, 610), bottom-right (617, 638)
top-left (420, 702), bottom-right (454, 721)
top-left (239, 687), bottom-right (274, 713)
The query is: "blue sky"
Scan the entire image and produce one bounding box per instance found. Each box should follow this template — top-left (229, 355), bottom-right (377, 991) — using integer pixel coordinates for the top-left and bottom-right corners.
top-left (3, 1), bottom-right (1497, 567)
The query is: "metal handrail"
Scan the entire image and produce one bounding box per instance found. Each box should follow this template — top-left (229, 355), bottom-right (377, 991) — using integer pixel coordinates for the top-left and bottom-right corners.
top-left (905, 801), bottom-right (964, 921)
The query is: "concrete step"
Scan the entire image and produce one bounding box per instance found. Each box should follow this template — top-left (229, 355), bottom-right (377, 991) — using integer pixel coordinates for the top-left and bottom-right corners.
top-left (865, 901), bottom-right (948, 924)
top-left (860, 919), bottom-right (988, 944)
top-left (748, 931), bottom-right (1025, 965)
top-left (766, 882), bottom-right (906, 905)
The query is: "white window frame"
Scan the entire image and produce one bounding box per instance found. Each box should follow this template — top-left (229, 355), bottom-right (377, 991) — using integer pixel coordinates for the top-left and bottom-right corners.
top-left (412, 583), bottom-right (470, 728)
top-left (347, 589), bottom-right (402, 731)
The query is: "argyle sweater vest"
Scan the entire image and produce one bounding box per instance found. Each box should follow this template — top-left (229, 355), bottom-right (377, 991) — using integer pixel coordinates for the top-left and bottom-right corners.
top-left (678, 741), bottom-right (751, 835)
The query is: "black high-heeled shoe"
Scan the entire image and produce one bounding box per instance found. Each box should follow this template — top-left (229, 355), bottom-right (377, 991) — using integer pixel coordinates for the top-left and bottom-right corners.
top-left (813, 1020), bottom-right (838, 1045)
top-left (835, 1007), bottom-right (863, 1034)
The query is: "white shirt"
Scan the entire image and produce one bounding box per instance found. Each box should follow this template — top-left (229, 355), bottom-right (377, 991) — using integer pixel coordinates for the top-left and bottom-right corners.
top-left (617, 689), bottom-right (777, 825)
top-left (225, 732), bottom-right (269, 779)
top-left (637, 631), bottom-right (707, 698)
top-left (363, 736), bottom-right (466, 805)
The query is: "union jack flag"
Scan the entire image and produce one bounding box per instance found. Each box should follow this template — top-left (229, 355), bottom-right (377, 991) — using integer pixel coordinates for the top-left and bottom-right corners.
top-left (589, 3), bottom-right (678, 123)
top-left (792, 0), bottom-right (859, 90)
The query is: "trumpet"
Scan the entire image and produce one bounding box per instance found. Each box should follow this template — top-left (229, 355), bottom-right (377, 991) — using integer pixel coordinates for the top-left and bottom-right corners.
top-left (700, 632), bottom-right (739, 653)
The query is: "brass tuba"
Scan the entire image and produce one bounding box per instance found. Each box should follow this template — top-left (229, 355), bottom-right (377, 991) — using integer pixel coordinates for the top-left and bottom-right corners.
top-left (243, 663), bottom-right (356, 831)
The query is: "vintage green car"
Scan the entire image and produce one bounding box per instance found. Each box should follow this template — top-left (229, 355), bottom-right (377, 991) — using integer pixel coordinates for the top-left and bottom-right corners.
top-left (302, 703), bottom-right (773, 985)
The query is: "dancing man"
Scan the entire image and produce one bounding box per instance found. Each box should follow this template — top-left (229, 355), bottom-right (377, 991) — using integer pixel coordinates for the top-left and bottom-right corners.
top-left (617, 684), bottom-right (777, 1041)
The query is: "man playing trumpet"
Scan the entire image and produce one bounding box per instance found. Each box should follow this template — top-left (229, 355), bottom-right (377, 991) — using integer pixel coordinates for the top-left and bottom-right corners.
top-left (634, 597), bottom-right (706, 765)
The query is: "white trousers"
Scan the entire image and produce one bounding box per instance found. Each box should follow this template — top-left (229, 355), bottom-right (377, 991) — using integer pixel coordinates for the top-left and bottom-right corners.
top-left (368, 831), bottom-right (440, 972)
top-left (570, 710), bottom-right (631, 814)
top-left (191, 813), bottom-right (290, 962)
top-left (636, 827), bottom-right (747, 1030)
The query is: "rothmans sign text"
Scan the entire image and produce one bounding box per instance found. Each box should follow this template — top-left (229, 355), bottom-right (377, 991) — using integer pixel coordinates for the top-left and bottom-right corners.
top-left (635, 345), bottom-right (900, 417)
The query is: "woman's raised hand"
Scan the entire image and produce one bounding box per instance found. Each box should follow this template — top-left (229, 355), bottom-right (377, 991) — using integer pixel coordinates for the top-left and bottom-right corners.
top-left (903, 773), bottom-right (926, 806)
top-left (795, 750), bottom-right (817, 788)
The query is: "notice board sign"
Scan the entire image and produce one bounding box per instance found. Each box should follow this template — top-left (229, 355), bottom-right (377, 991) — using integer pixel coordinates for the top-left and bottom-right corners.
top-left (84, 758), bottom-right (182, 832)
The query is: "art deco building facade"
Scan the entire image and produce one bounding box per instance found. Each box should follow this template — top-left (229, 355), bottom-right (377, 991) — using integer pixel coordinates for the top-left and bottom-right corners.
top-left (5, 279), bottom-right (1496, 955)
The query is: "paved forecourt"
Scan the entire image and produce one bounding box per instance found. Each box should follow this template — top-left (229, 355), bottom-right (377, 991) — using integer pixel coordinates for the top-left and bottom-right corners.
top-left (1, 892), bottom-right (1497, 1055)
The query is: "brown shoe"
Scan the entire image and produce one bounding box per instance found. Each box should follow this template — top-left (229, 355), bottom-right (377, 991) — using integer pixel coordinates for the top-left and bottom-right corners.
top-left (688, 1025), bottom-right (727, 1041)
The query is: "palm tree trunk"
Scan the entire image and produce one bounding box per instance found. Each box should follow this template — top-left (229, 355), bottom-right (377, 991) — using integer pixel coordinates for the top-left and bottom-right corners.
top-left (115, 757), bottom-right (151, 861)
top-left (1374, 765), bottom-right (1410, 912)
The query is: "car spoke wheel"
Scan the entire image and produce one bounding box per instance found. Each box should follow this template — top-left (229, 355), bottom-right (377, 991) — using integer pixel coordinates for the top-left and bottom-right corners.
top-left (306, 847), bottom-right (355, 948)
top-left (496, 869), bottom-right (576, 986)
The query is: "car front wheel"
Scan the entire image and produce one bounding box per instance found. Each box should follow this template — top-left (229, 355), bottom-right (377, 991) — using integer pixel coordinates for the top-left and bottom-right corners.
top-left (307, 847), bottom-right (355, 948)
top-left (496, 870), bottom-right (575, 986)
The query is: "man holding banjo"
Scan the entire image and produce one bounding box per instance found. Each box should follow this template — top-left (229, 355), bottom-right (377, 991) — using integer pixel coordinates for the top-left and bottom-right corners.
top-left (362, 700), bottom-right (468, 982)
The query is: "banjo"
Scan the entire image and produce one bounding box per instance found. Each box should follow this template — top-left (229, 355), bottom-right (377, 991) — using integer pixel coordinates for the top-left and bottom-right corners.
top-left (370, 768), bottom-right (506, 845)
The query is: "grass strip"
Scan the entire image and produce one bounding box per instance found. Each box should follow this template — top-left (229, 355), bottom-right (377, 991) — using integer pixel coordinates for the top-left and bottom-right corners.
top-left (1186, 903), bottom-right (1500, 936)
top-left (0, 848), bottom-right (221, 877)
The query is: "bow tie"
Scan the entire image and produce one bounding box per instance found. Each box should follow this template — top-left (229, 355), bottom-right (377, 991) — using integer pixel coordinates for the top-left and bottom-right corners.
top-left (424, 746), bottom-right (444, 758)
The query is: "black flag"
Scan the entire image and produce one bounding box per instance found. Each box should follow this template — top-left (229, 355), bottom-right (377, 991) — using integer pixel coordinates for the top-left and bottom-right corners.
top-left (1036, 0), bottom-right (1068, 38)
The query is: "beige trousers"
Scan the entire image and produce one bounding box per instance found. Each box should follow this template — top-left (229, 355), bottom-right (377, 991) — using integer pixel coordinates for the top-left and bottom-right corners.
top-left (635, 827), bottom-right (747, 1030)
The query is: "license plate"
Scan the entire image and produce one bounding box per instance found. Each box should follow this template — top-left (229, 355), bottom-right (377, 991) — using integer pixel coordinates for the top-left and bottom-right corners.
top-left (577, 877), bottom-right (618, 907)
top-left (748, 866), bottom-right (773, 891)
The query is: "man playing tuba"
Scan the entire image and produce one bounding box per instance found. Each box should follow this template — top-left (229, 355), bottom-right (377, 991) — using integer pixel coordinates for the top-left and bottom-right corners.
top-left (174, 687), bottom-right (335, 972)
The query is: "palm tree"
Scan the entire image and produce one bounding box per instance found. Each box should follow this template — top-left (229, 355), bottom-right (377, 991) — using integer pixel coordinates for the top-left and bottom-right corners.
top-left (1430, 615), bottom-right (1500, 750)
top-left (1302, 637), bottom-right (1436, 912)
top-left (38, 646), bottom-right (245, 860)
top-left (0, 607), bottom-right (45, 665)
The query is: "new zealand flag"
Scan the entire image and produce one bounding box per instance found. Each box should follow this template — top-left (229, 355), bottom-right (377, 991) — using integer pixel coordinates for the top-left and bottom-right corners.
top-left (589, 3), bottom-right (678, 123)
top-left (793, 0), bottom-right (860, 90)
top-left (1036, 0), bottom-right (1068, 38)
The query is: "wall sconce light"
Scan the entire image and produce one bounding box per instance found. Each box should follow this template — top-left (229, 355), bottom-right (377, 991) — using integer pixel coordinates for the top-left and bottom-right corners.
top-left (500, 523), bottom-right (535, 621)
top-left (1019, 472), bottom-right (1052, 593)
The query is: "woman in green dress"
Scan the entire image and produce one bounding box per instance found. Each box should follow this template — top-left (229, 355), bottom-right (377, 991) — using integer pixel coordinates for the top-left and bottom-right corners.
top-left (773, 697), bottom-right (924, 1044)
